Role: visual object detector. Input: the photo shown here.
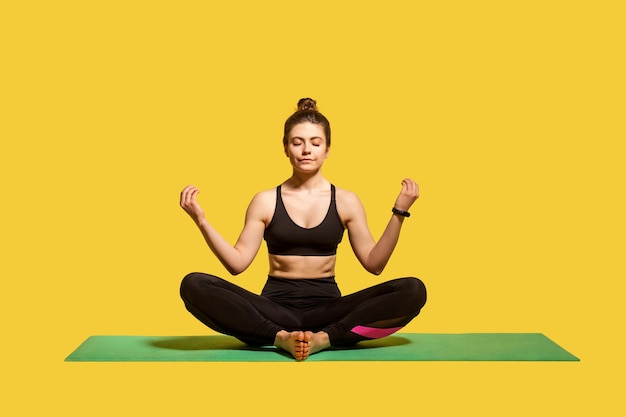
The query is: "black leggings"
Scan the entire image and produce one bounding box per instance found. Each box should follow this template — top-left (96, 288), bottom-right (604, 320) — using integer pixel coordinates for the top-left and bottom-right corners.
top-left (180, 273), bottom-right (427, 347)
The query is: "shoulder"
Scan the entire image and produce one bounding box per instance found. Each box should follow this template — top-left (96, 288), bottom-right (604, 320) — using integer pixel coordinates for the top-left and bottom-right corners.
top-left (334, 185), bottom-right (361, 205)
top-left (252, 187), bottom-right (277, 202)
top-left (245, 187), bottom-right (277, 223)
top-left (334, 185), bottom-right (365, 221)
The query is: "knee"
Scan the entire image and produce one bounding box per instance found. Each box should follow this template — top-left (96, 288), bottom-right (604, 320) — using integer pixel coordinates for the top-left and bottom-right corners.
top-left (400, 277), bottom-right (427, 310)
top-left (180, 272), bottom-right (209, 302)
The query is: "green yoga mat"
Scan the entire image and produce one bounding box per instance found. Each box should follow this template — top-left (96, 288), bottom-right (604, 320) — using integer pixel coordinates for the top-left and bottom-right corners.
top-left (65, 333), bottom-right (578, 362)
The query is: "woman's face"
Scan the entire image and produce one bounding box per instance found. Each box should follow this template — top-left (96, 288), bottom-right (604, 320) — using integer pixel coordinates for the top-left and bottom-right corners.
top-left (284, 122), bottom-right (329, 172)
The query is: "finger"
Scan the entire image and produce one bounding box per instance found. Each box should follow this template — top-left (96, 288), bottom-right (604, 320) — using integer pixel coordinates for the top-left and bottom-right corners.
top-left (180, 185), bottom-right (199, 207)
top-left (401, 178), bottom-right (413, 193)
top-left (191, 190), bottom-right (201, 208)
top-left (180, 185), bottom-right (193, 200)
top-left (180, 186), bottom-right (190, 206)
top-left (401, 178), bottom-right (419, 199)
top-left (180, 186), bottom-right (190, 203)
top-left (186, 189), bottom-right (200, 208)
top-left (405, 178), bottom-right (418, 195)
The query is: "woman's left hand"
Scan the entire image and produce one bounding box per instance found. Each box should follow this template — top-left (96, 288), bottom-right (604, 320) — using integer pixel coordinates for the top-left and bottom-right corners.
top-left (393, 178), bottom-right (419, 211)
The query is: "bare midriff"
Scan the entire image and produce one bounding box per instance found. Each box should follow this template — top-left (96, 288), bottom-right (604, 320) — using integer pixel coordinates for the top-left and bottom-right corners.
top-left (268, 254), bottom-right (337, 279)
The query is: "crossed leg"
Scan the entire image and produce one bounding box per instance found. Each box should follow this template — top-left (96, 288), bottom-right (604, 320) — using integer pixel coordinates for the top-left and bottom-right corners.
top-left (181, 273), bottom-right (426, 360)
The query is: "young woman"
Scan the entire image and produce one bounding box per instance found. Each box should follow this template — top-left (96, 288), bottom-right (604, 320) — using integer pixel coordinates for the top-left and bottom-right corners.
top-left (179, 98), bottom-right (427, 360)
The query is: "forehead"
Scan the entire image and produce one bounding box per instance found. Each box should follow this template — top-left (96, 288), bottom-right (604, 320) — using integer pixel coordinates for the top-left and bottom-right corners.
top-left (287, 122), bottom-right (326, 140)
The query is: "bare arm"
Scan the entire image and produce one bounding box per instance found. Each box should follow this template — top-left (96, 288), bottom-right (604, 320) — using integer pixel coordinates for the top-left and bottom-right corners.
top-left (179, 185), bottom-right (267, 275)
top-left (343, 179), bottom-right (419, 275)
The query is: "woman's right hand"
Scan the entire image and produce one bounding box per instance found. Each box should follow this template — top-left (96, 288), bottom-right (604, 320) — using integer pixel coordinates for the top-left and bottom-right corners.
top-left (180, 185), bottom-right (206, 224)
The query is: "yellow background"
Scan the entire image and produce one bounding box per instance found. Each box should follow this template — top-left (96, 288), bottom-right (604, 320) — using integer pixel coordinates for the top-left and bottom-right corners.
top-left (2, 1), bottom-right (624, 415)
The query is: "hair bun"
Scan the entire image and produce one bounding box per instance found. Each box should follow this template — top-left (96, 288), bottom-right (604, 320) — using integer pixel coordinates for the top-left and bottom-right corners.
top-left (297, 98), bottom-right (317, 112)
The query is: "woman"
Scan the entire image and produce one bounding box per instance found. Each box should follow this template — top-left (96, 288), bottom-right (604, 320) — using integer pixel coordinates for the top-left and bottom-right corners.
top-left (179, 98), bottom-right (426, 360)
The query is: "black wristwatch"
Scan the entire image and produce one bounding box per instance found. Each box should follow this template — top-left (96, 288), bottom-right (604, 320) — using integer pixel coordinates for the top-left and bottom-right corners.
top-left (392, 207), bottom-right (411, 217)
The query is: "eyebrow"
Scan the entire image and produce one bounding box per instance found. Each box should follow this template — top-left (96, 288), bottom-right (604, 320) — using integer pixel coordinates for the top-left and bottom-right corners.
top-left (290, 136), bottom-right (324, 140)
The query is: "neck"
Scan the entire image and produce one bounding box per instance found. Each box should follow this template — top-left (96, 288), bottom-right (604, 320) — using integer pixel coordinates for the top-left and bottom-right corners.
top-left (285, 170), bottom-right (328, 190)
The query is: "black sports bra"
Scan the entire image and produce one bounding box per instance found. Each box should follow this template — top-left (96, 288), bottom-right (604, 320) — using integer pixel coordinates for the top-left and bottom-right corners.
top-left (264, 185), bottom-right (344, 256)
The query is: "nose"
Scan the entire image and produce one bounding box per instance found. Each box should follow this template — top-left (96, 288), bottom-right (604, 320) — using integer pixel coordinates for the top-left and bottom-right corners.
top-left (302, 141), bottom-right (311, 154)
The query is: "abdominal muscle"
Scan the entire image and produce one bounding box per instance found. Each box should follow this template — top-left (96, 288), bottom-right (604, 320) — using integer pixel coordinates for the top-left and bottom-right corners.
top-left (268, 254), bottom-right (337, 279)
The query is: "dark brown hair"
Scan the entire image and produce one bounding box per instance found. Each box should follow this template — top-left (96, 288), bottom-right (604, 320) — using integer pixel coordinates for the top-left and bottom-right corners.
top-left (282, 98), bottom-right (331, 147)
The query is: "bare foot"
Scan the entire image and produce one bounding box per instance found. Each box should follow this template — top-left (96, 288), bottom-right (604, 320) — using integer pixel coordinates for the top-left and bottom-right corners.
top-left (305, 331), bottom-right (330, 356)
top-left (274, 330), bottom-right (310, 361)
